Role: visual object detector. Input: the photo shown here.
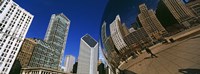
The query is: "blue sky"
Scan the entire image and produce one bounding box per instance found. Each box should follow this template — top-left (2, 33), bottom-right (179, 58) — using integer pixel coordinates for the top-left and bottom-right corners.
top-left (14, 0), bottom-right (108, 65)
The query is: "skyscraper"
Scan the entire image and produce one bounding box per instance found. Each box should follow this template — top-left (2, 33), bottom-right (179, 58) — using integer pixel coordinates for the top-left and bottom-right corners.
top-left (138, 4), bottom-right (167, 40)
top-left (64, 55), bottom-right (75, 73)
top-left (0, 0), bottom-right (33, 73)
top-left (77, 34), bottom-right (98, 74)
top-left (162, 0), bottom-right (196, 27)
top-left (110, 15), bottom-right (128, 51)
top-left (44, 13), bottom-right (70, 67)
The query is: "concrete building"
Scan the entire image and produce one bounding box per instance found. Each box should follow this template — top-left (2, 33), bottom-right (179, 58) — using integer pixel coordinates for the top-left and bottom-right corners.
top-left (0, 0), bottom-right (33, 73)
top-left (138, 4), bottom-right (167, 40)
top-left (162, 0), bottom-right (196, 27)
top-left (77, 34), bottom-right (98, 74)
top-left (110, 15), bottom-right (128, 51)
top-left (16, 38), bottom-right (36, 68)
top-left (64, 55), bottom-right (75, 73)
top-left (44, 13), bottom-right (70, 67)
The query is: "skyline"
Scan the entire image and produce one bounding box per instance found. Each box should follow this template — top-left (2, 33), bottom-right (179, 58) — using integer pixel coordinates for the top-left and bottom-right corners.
top-left (13, 0), bottom-right (108, 63)
top-left (1, 0), bottom-right (200, 74)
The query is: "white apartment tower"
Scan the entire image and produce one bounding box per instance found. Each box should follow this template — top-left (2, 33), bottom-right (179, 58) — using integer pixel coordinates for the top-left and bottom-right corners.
top-left (77, 34), bottom-right (98, 74)
top-left (0, 0), bottom-right (33, 73)
top-left (64, 55), bottom-right (75, 73)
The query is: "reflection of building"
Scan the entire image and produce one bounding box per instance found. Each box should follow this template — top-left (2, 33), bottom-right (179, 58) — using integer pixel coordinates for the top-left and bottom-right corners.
top-left (162, 0), bottom-right (196, 27)
top-left (124, 27), bottom-right (152, 49)
top-left (44, 13), bottom-right (70, 66)
top-left (64, 55), bottom-right (75, 73)
top-left (77, 34), bottom-right (98, 74)
top-left (103, 36), bottom-right (120, 68)
top-left (138, 4), bottom-right (167, 40)
top-left (0, 0), bottom-right (33, 73)
top-left (110, 15), bottom-right (128, 51)
top-left (101, 21), bottom-right (107, 43)
top-left (186, 0), bottom-right (200, 18)
top-left (16, 38), bottom-right (36, 68)
top-left (28, 39), bottom-right (59, 69)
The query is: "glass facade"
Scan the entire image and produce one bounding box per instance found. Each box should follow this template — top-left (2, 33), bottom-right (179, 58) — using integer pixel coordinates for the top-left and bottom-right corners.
top-left (44, 13), bottom-right (70, 67)
top-left (28, 39), bottom-right (59, 69)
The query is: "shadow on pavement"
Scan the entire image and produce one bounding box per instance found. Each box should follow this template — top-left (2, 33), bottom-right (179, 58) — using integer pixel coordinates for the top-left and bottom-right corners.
top-left (120, 69), bottom-right (137, 74)
top-left (179, 68), bottom-right (200, 74)
top-left (144, 56), bottom-right (152, 59)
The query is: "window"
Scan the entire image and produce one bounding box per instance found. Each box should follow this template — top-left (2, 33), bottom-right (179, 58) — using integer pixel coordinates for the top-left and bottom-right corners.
top-left (2, 68), bottom-right (5, 71)
top-left (1, 53), bottom-right (4, 56)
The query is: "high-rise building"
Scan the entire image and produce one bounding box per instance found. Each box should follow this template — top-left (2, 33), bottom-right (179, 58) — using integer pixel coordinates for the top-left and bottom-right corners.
top-left (16, 38), bottom-right (36, 68)
top-left (64, 55), bottom-right (75, 73)
top-left (138, 4), bottom-right (167, 40)
top-left (110, 15), bottom-right (128, 51)
top-left (44, 13), bottom-right (70, 66)
top-left (77, 34), bottom-right (98, 74)
top-left (162, 0), bottom-right (196, 27)
top-left (0, 0), bottom-right (33, 73)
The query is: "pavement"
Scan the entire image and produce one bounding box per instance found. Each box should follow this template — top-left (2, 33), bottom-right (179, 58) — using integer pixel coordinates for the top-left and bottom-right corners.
top-left (119, 31), bottom-right (200, 74)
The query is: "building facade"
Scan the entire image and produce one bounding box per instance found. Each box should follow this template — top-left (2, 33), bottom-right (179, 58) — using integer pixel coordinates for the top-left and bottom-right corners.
top-left (0, 0), bottom-right (33, 73)
top-left (28, 39), bottom-right (59, 69)
top-left (16, 38), bottom-right (36, 68)
top-left (77, 34), bottom-right (98, 74)
top-left (44, 13), bottom-right (70, 67)
top-left (138, 4), bottom-right (167, 40)
top-left (162, 0), bottom-right (196, 27)
top-left (64, 55), bottom-right (75, 73)
top-left (110, 15), bottom-right (128, 51)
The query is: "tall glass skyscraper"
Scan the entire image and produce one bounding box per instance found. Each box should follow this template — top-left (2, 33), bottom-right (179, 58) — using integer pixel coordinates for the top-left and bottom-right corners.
top-left (44, 13), bottom-right (70, 67)
top-left (77, 34), bottom-right (98, 74)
